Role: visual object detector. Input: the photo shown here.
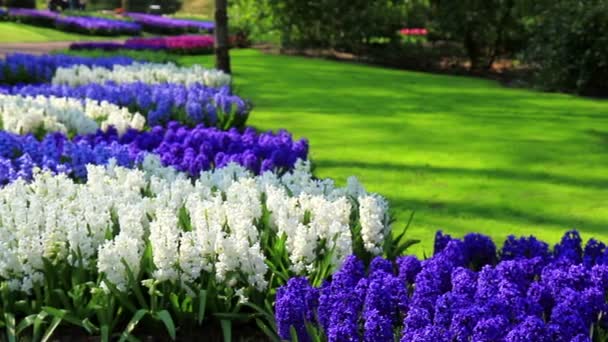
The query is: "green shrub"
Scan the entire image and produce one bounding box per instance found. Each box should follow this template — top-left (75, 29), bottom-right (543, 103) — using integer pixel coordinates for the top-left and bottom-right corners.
top-left (429, 0), bottom-right (530, 71)
top-left (265, 0), bottom-right (406, 54)
top-left (525, 0), bottom-right (608, 96)
top-left (228, 0), bottom-right (278, 45)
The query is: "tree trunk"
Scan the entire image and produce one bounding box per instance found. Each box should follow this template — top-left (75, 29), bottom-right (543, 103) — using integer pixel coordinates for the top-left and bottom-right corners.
top-left (121, 0), bottom-right (128, 11)
top-left (214, 0), bottom-right (231, 74)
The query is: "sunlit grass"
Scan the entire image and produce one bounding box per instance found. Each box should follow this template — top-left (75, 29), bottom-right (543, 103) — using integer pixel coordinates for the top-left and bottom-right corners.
top-left (182, 49), bottom-right (608, 255)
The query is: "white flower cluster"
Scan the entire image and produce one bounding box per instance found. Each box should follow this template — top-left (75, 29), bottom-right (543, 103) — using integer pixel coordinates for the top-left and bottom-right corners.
top-left (0, 158), bottom-right (390, 296)
top-left (52, 62), bottom-right (232, 88)
top-left (0, 94), bottom-right (146, 136)
top-left (359, 194), bottom-right (391, 255)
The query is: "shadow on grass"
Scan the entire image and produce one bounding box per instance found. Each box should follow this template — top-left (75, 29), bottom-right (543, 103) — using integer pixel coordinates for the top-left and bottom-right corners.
top-left (318, 159), bottom-right (608, 189)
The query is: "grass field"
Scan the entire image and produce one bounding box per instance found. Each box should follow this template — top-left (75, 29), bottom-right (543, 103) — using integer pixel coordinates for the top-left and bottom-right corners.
top-left (183, 49), bottom-right (608, 255)
top-left (0, 22), bottom-right (131, 43)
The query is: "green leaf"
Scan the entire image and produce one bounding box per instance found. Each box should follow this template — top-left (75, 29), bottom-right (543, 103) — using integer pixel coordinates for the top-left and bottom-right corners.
top-left (197, 289), bottom-right (207, 325)
top-left (155, 310), bottom-right (176, 341)
top-left (290, 326), bottom-right (299, 342)
top-left (5, 313), bottom-right (15, 342)
top-left (119, 309), bottom-right (148, 342)
top-left (121, 259), bottom-right (148, 310)
top-left (220, 319), bottom-right (232, 342)
top-left (255, 318), bottom-right (280, 342)
top-left (33, 311), bottom-right (49, 342)
top-left (41, 316), bottom-right (61, 342)
top-left (241, 302), bottom-right (274, 325)
top-left (42, 307), bottom-right (84, 330)
top-left (103, 280), bottom-right (137, 314)
top-left (100, 324), bottom-right (110, 342)
top-left (15, 314), bottom-right (37, 336)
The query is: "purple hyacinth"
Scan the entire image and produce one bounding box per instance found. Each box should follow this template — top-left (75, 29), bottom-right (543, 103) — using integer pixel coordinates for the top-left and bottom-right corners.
top-left (0, 53), bottom-right (134, 85)
top-left (396, 255), bottom-right (422, 285)
top-left (275, 277), bottom-right (318, 342)
top-left (501, 235), bottom-right (550, 260)
top-left (275, 231), bottom-right (608, 342)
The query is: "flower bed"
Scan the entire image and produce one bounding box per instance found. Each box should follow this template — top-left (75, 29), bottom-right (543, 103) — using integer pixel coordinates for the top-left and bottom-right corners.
top-left (0, 94), bottom-right (145, 136)
top-left (0, 159), bottom-right (390, 340)
top-left (55, 15), bottom-right (141, 36)
top-left (70, 35), bottom-right (215, 54)
top-left (127, 12), bottom-right (214, 35)
top-left (276, 230), bottom-right (608, 342)
top-left (7, 8), bottom-right (141, 36)
top-left (0, 122), bottom-right (307, 183)
top-left (0, 53), bottom-right (135, 85)
top-left (4, 82), bottom-right (249, 129)
top-left (75, 122), bottom-right (308, 176)
top-left (52, 62), bottom-right (231, 88)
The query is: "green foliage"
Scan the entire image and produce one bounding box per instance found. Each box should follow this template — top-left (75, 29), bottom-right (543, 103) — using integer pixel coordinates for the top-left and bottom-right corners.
top-left (264, 0), bottom-right (407, 53)
top-left (228, 0), bottom-right (278, 45)
top-left (525, 0), bottom-right (608, 96)
top-left (430, 0), bottom-right (531, 70)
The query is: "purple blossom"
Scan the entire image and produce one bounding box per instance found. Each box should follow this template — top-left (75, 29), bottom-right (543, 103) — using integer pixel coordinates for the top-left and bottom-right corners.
top-left (275, 277), bottom-right (318, 342)
top-left (275, 230), bottom-right (608, 342)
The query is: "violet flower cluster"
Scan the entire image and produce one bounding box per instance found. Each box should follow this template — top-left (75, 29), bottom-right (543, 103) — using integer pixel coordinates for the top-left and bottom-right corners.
top-left (54, 15), bottom-right (141, 36)
top-left (3, 82), bottom-right (249, 129)
top-left (127, 13), bottom-right (214, 34)
top-left (0, 122), bottom-right (308, 184)
top-left (75, 121), bottom-right (308, 176)
top-left (7, 8), bottom-right (57, 26)
top-left (0, 130), bottom-right (134, 185)
top-left (7, 9), bottom-right (141, 35)
top-left (0, 53), bottom-right (134, 85)
top-left (276, 230), bottom-right (608, 342)
top-left (70, 35), bottom-right (214, 54)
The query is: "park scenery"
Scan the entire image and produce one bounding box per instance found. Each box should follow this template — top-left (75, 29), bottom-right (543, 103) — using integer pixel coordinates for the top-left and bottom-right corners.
top-left (0, 0), bottom-right (607, 341)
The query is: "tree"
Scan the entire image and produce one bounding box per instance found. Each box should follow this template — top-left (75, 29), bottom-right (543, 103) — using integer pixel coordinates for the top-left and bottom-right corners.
top-left (215, 0), bottom-right (231, 74)
top-left (430, 0), bottom-right (528, 71)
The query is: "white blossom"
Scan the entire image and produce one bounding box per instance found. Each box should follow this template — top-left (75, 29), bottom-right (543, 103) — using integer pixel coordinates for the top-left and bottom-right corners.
top-left (0, 94), bottom-right (145, 135)
top-left (52, 62), bottom-right (231, 88)
top-left (358, 194), bottom-right (390, 255)
top-left (0, 159), bottom-right (390, 294)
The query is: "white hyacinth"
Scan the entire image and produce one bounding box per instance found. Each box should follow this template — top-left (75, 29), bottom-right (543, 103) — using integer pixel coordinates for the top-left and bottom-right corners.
top-left (52, 62), bottom-right (232, 88)
top-left (0, 94), bottom-right (145, 136)
top-left (0, 159), bottom-right (390, 294)
top-left (358, 194), bottom-right (391, 255)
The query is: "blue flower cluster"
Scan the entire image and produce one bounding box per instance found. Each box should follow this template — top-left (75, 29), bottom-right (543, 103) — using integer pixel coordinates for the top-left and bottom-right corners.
top-left (55, 15), bottom-right (141, 36)
top-left (7, 9), bottom-right (141, 36)
top-left (0, 53), bottom-right (134, 85)
top-left (0, 130), bottom-right (134, 185)
top-left (3, 82), bottom-right (249, 128)
top-left (276, 230), bottom-right (608, 342)
top-left (75, 121), bottom-right (308, 176)
top-left (0, 122), bottom-right (308, 184)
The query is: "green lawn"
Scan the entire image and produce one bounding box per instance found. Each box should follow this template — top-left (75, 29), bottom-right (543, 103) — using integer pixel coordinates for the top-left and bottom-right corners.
top-left (0, 22), bottom-right (130, 43)
top-left (183, 49), bottom-right (608, 256)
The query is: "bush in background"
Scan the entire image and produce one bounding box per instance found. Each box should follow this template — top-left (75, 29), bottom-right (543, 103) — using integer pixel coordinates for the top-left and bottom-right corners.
top-left (228, 0), bottom-right (277, 46)
top-left (525, 0), bottom-right (608, 96)
top-left (262, 0), bottom-right (406, 54)
top-left (429, 0), bottom-right (531, 71)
